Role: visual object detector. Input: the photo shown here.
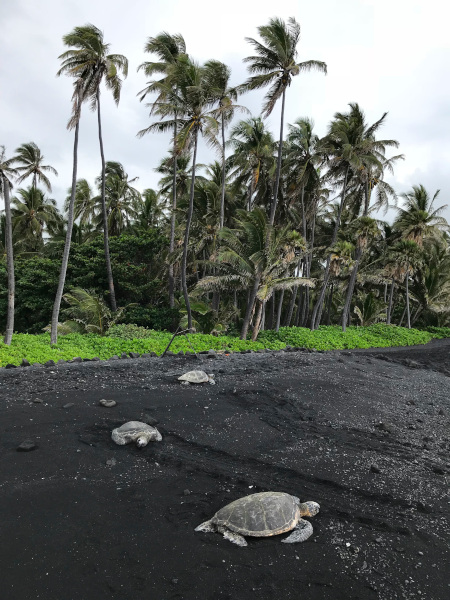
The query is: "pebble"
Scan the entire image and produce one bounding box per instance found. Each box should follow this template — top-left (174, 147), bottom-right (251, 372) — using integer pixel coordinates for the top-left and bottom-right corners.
top-left (63, 403), bottom-right (74, 409)
top-left (370, 465), bottom-right (381, 474)
top-left (106, 458), bottom-right (117, 467)
top-left (33, 398), bottom-right (43, 404)
top-left (17, 440), bottom-right (37, 452)
top-left (99, 399), bottom-right (117, 408)
top-left (183, 489), bottom-right (191, 496)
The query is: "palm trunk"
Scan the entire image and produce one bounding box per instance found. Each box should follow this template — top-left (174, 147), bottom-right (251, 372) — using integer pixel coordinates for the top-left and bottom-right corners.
top-left (181, 129), bottom-right (198, 330)
top-left (326, 282), bottom-right (334, 325)
top-left (220, 114), bottom-right (226, 229)
top-left (399, 301), bottom-right (407, 327)
top-left (251, 299), bottom-right (264, 341)
top-left (96, 88), bottom-right (117, 312)
top-left (269, 88), bottom-right (286, 226)
top-left (386, 278), bottom-right (395, 324)
top-left (169, 114), bottom-right (178, 308)
top-left (241, 275), bottom-right (260, 339)
top-left (50, 118), bottom-right (80, 345)
top-left (295, 287), bottom-right (303, 326)
top-left (247, 180), bottom-right (253, 212)
top-left (342, 245), bottom-right (363, 331)
top-left (275, 289), bottom-right (285, 332)
top-left (310, 166), bottom-right (349, 329)
top-left (405, 271), bottom-right (411, 329)
top-left (2, 175), bottom-right (14, 345)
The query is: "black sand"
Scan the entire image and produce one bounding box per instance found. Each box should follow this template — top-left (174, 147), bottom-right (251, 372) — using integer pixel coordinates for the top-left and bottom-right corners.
top-left (1, 340), bottom-right (449, 599)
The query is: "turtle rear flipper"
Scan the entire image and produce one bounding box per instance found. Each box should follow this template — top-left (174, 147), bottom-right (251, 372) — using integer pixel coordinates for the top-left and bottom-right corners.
top-left (281, 519), bottom-right (313, 543)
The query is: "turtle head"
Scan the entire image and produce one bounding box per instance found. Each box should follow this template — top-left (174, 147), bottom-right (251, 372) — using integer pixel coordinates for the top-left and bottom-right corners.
top-left (299, 501), bottom-right (320, 517)
top-left (136, 436), bottom-right (148, 448)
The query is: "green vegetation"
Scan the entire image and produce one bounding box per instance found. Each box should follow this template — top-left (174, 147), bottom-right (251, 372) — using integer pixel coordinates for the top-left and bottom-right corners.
top-left (1, 325), bottom-right (447, 367)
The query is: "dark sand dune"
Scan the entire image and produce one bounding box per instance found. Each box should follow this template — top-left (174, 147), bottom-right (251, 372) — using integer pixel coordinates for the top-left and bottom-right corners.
top-left (1, 340), bottom-right (449, 599)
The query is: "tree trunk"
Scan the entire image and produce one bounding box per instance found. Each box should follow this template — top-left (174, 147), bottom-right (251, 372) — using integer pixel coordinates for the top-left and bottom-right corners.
top-left (220, 114), bottom-right (226, 229)
top-left (96, 88), bottom-right (117, 312)
top-left (181, 129), bottom-right (198, 330)
top-left (50, 118), bottom-right (80, 345)
top-left (310, 166), bottom-right (349, 329)
top-left (251, 299), bottom-right (264, 341)
top-left (386, 278), bottom-right (395, 324)
top-left (240, 275), bottom-right (260, 339)
top-left (269, 88), bottom-right (286, 226)
top-left (326, 282), bottom-right (334, 325)
top-left (2, 175), bottom-right (14, 345)
top-left (398, 301), bottom-right (407, 327)
top-left (295, 287), bottom-right (303, 326)
top-left (169, 114), bottom-right (178, 308)
top-left (342, 245), bottom-right (363, 331)
top-left (405, 271), bottom-right (411, 329)
top-left (275, 289), bottom-right (285, 332)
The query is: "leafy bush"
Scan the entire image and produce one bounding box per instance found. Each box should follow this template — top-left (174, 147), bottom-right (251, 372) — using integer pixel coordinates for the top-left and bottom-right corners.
top-left (425, 326), bottom-right (450, 339)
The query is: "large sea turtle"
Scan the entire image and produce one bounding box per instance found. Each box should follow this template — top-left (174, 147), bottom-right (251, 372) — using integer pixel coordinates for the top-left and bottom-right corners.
top-left (195, 491), bottom-right (320, 547)
top-left (178, 370), bottom-right (215, 385)
top-left (111, 421), bottom-right (162, 448)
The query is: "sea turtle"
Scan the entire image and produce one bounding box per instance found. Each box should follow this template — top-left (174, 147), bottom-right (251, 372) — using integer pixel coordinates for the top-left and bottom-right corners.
top-left (111, 421), bottom-right (162, 448)
top-left (178, 370), bottom-right (215, 385)
top-left (195, 491), bottom-right (320, 547)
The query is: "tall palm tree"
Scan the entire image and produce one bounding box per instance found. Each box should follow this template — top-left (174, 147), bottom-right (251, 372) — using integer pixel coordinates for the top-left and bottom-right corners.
top-left (64, 178), bottom-right (96, 226)
top-left (50, 78), bottom-right (83, 345)
top-left (13, 142), bottom-right (58, 191)
top-left (242, 17), bottom-right (326, 225)
top-left (138, 32), bottom-right (187, 308)
top-left (0, 146), bottom-right (19, 345)
top-left (58, 24), bottom-right (129, 312)
top-left (203, 60), bottom-right (248, 229)
top-left (133, 188), bottom-right (167, 231)
top-left (310, 103), bottom-right (395, 329)
top-left (389, 240), bottom-right (422, 328)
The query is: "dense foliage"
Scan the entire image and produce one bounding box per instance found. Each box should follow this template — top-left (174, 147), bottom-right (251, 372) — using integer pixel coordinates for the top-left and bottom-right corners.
top-left (1, 325), bottom-right (446, 367)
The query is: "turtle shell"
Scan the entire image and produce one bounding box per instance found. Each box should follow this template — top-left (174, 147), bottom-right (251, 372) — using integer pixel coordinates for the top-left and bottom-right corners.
top-left (212, 491), bottom-right (300, 537)
top-left (178, 370), bottom-right (210, 383)
top-left (111, 421), bottom-right (162, 445)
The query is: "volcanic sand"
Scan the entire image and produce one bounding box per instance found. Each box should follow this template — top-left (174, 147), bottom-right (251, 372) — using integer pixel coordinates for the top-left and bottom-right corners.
top-left (0, 339), bottom-right (449, 599)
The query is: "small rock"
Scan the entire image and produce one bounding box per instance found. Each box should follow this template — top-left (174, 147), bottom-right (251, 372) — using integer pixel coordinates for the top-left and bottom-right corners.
top-left (370, 465), bottom-right (381, 474)
top-left (375, 537), bottom-right (383, 544)
top-left (44, 360), bottom-right (56, 367)
top-left (32, 398), bottom-right (43, 404)
top-left (99, 399), bottom-right (117, 408)
top-left (165, 351), bottom-right (174, 357)
top-left (375, 421), bottom-right (394, 433)
top-left (141, 353), bottom-right (151, 358)
top-left (21, 359), bottom-right (31, 367)
top-left (149, 352), bottom-right (157, 357)
top-left (91, 357), bottom-right (100, 362)
top-left (17, 440), bottom-right (37, 452)
top-left (129, 352), bottom-right (140, 359)
top-left (120, 353), bottom-right (129, 359)
top-left (82, 358), bottom-right (91, 362)
top-left (57, 359), bottom-right (66, 365)
top-left (177, 351), bottom-right (184, 356)
top-left (63, 403), bottom-right (74, 409)
top-left (171, 578), bottom-right (179, 585)
top-left (106, 458), bottom-right (117, 467)
top-left (109, 355), bottom-right (119, 360)
top-left (72, 357), bottom-right (83, 363)
top-left (5, 363), bottom-right (18, 369)
top-left (183, 489), bottom-right (191, 496)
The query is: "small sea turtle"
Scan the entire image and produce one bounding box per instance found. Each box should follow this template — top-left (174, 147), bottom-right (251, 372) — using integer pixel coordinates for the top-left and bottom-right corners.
top-left (195, 491), bottom-right (319, 547)
top-left (178, 370), bottom-right (215, 385)
top-left (111, 421), bottom-right (162, 448)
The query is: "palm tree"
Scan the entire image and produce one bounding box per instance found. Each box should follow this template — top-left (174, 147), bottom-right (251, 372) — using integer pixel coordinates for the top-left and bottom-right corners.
top-left (242, 17), bottom-right (326, 225)
top-left (64, 178), bottom-right (96, 226)
top-left (394, 185), bottom-right (449, 246)
top-left (50, 78), bottom-right (83, 345)
top-left (0, 146), bottom-right (19, 345)
top-left (310, 103), bottom-right (396, 329)
top-left (389, 239), bottom-right (422, 328)
top-left (11, 187), bottom-right (60, 253)
top-left (133, 188), bottom-right (167, 231)
top-left (196, 208), bottom-right (312, 340)
top-left (13, 142), bottom-right (58, 191)
top-left (228, 117), bottom-right (276, 211)
top-left (138, 32), bottom-right (187, 308)
top-left (203, 60), bottom-right (248, 229)
top-left (58, 24), bottom-right (129, 312)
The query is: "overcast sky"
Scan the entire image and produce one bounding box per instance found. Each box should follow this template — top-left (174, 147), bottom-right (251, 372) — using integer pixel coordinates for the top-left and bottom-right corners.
top-left (1, 0), bottom-right (449, 224)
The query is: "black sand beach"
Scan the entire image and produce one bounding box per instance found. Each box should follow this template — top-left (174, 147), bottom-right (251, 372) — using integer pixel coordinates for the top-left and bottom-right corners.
top-left (1, 340), bottom-right (449, 599)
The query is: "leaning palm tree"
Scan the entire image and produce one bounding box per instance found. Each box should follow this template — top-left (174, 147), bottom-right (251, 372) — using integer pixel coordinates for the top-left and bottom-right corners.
top-left (0, 146), bottom-right (19, 345)
top-left (242, 17), bottom-right (326, 225)
top-left (13, 142), bottom-right (58, 191)
top-left (137, 32), bottom-right (187, 308)
top-left (50, 77), bottom-right (83, 345)
top-left (58, 24), bottom-right (129, 312)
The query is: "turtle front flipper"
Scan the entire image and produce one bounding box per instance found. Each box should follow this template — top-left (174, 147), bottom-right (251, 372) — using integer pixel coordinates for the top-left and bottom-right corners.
top-left (218, 526), bottom-right (247, 547)
top-left (281, 519), bottom-right (313, 543)
top-left (195, 519), bottom-right (215, 533)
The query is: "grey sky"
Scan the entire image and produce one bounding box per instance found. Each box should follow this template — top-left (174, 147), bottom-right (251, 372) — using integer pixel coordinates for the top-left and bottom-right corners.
top-left (1, 0), bottom-right (449, 224)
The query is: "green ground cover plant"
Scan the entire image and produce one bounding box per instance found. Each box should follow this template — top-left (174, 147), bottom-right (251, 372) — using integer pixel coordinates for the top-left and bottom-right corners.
top-left (1, 325), bottom-right (447, 367)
